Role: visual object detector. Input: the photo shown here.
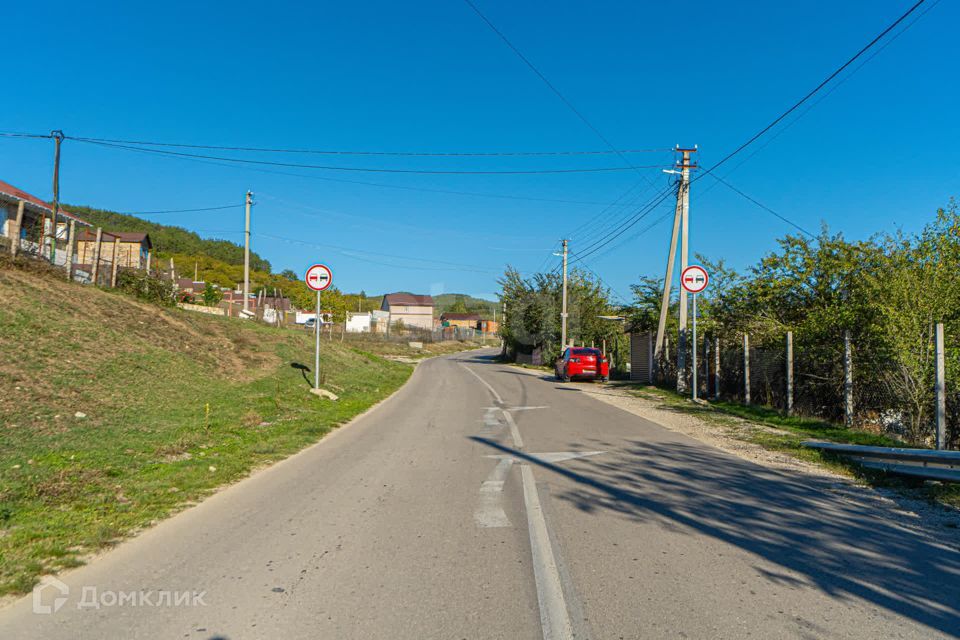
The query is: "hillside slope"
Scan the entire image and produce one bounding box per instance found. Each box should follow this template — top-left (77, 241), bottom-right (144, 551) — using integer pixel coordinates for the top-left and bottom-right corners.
top-left (65, 204), bottom-right (271, 272)
top-left (0, 257), bottom-right (413, 596)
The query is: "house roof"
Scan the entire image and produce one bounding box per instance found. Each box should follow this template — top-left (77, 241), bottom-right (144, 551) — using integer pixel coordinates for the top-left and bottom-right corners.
top-left (440, 312), bottom-right (481, 321)
top-left (77, 229), bottom-right (152, 248)
top-left (0, 179), bottom-right (91, 226)
top-left (383, 293), bottom-right (434, 307)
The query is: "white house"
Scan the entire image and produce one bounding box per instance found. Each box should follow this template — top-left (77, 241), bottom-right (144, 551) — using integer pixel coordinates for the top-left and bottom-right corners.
top-left (381, 293), bottom-right (435, 331)
top-left (346, 312), bottom-right (371, 333)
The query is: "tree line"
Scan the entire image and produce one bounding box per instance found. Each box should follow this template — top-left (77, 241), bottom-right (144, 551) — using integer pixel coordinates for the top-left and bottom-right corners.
top-left (500, 201), bottom-right (959, 445)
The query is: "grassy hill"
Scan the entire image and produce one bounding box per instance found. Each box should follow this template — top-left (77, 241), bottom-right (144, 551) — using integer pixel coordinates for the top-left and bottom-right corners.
top-left (0, 256), bottom-right (472, 596)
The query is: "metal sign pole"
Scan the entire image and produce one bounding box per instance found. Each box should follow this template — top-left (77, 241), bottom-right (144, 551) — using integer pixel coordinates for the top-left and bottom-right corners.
top-left (314, 288), bottom-right (321, 390)
top-left (692, 292), bottom-right (698, 401)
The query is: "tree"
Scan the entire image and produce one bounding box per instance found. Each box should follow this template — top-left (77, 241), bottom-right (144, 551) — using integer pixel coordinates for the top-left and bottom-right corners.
top-left (499, 266), bottom-right (620, 364)
top-left (202, 282), bottom-right (224, 307)
top-left (449, 295), bottom-right (469, 314)
top-left (279, 269), bottom-right (298, 281)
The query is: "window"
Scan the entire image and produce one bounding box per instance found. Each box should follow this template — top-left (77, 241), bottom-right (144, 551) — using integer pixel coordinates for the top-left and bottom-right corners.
top-left (573, 348), bottom-right (601, 357)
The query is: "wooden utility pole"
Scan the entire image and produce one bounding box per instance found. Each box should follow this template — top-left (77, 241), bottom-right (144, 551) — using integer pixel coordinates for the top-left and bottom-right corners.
top-left (743, 333), bottom-right (751, 404)
top-left (49, 131), bottom-right (64, 266)
top-left (110, 237), bottom-right (120, 287)
top-left (10, 201), bottom-right (24, 256)
top-left (91, 228), bottom-right (103, 285)
top-left (935, 323), bottom-right (946, 449)
top-left (844, 331), bottom-right (853, 427)
top-left (243, 191), bottom-right (253, 313)
top-left (65, 220), bottom-right (76, 281)
top-left (786, 331), bottom-right (794, 416)
top-left (714, 336), bottom-right (720, 400)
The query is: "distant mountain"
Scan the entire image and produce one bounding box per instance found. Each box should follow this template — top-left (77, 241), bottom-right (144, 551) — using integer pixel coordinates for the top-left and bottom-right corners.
top-left (65, 204), bottom-right (272, 272)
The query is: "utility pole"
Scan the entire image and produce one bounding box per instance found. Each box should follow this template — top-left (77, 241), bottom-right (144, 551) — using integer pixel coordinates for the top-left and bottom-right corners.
top-left (243, 191), bottom-right (252, 313)
top-left (43, 131), bottom-right (64, 264)
top-left (653, 146), bottom-right (697, 390)
top-left (560, 239), bottom-right (569, 349)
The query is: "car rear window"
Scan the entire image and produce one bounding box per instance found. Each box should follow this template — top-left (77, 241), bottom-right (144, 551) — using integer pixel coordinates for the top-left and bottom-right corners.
top-left (573, 348), bottom-right (601, 356)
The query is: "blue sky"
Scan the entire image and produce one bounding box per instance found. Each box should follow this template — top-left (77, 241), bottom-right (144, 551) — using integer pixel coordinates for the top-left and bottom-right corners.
top-left (2, 0), bottom-right (958, 302)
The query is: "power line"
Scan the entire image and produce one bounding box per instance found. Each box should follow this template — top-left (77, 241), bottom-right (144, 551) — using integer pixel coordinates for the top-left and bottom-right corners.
top-left (570, 177), bottom-right (670, 249)
top-left (568, 184), bottom-right (677, 264)
top-left (701, 173), bottom-right (816, 238)
top-left (0, 131), bottom-right (53, 139)
top-left (71, 138), bottom-right (665, 175)
top-left (256, 232), bottom-right (498, 273)
top-left (461, 0), bottom-right (654, 184)
top-left (698, 0), bottom-right (929, 180)
top-left (582, 207), bottom-right (676, 264)
top-left (5, 129), bottom-right (672, 208)
top-left (124, 204), bottom-right (243, 215)
top-left (565, 251), bottom-right (631, 305)
top-left (68, 135), bottom-right (670, 157)
top-left (694, 0), bottom-right (939, 223)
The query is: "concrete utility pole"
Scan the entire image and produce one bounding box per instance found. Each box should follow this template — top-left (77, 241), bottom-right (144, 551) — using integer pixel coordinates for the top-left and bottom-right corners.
top-left (654, 146), bottom-right (697, 387)
top-left (243, 191), bottom-right (253, 313)
top-left (560, 239), bottom-right (569, 349)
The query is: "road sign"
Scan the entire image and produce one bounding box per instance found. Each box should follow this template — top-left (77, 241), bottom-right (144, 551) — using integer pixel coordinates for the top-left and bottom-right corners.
top-left (305, 264), bottom-right (333, 292)
top-left (681, 265), bottom-right (708, 294)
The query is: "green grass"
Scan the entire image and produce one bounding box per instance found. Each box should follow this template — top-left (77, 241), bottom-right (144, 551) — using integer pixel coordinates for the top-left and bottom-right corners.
top-left (623, 384), bottom-right (960, 509)
top-left (0, 260), bottom-right (477, 596)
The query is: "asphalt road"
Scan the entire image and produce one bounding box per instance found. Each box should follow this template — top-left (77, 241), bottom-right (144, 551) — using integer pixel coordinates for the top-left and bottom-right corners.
top-left (3, 349), bottom-right (959, 639)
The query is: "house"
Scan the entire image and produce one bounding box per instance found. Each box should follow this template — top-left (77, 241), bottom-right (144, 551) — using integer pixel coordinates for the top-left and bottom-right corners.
top-left (479, 319), bottom-right (499, 334)
top-left (0, 179), bottom-right (91, 262)
top-left (440, 312), bottom-right (481, 329)
top-left (222, 290), bottom-right (293, 313)
top-left (346, 312), bottom-right (372, 333)
top-left (176, 278), bottom-right (208, 294)
top-left (76, 230), bottom-right (151, 270)
top-left (381, 293), bottom-right (435, 331)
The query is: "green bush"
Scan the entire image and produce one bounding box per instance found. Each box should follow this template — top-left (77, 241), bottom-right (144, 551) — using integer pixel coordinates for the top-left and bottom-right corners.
top-left (115, 269), bottom-right (175, 306)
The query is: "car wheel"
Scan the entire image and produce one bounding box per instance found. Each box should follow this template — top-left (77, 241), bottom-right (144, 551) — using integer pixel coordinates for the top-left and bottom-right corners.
top-left (562, 373), bottom-right (571, 383)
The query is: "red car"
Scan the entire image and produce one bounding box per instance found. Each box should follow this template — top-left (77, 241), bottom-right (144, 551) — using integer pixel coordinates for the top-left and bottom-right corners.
top-left (555, 347), bottom-right (609, 382)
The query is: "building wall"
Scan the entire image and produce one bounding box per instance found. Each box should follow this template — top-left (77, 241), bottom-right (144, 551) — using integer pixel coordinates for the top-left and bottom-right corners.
top-left (444, 319), bottom-right (478, 329)
top-left (388, 304), bottom-right (433, 330)
top-left (76, 240), bottom-right (145, 268)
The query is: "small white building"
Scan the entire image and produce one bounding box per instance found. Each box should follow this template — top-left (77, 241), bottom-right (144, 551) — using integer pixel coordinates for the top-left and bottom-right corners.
top-left (346, 312), bottom-right (371, 333)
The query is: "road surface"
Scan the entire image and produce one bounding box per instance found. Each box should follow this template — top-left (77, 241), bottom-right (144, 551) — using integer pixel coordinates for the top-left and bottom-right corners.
top-left (3, 349), bottom-right (958, 639)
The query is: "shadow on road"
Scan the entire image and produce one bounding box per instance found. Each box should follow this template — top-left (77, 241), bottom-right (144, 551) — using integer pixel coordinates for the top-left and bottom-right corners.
top-left (470, 435), bottom-right (960, 636)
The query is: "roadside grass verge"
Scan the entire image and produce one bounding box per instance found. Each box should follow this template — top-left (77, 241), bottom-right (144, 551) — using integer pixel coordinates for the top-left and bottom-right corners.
top-left (620, 384), bottom-right (960, 510)
top-left (0, 262), bottom-right (475, 596)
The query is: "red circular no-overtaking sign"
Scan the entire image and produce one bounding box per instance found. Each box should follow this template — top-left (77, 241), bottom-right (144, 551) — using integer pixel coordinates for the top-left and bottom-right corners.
top-left (681, 265), bottom-right (709, 294)
top-left (305, 264), bottom-right (333, 291)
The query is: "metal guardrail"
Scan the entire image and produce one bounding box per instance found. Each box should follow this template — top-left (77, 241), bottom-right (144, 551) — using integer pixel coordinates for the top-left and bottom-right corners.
top-left (802, 441), bottom-right (960, 483)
